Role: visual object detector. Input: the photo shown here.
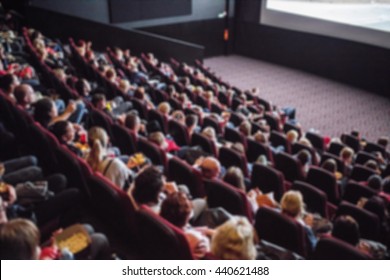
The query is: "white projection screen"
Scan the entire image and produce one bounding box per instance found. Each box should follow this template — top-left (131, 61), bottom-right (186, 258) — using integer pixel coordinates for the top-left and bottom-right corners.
top-left (260, 0), bottom-right (390, 49)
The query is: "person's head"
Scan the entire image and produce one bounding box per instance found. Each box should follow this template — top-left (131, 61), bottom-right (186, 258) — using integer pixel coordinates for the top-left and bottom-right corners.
top-left (296, 149), bottom-right (311, 167)
top-left (51, 121), bottom-right (75, 144)
top-left (281, 190), bottom-right (304, 218)
top-left (298, 137), bottom-right (313, 148)
top-left (53, 68), bottom-right (67, 82)
top-left (332, 215), bottom-right (360, 246)
top-left (211, 216), bottom-right (257, 260)
top-left (124, 112), bottom-right (141, 131)
top-left (160, 191), bottom-right (193, 228)
top-left (0, 218), bottom-right (40, 260)
top-left (223, 167), bottom-right (246, 192)
top-left (351, 130), bottom-right (360, 139)
top-left (340, 147), bottom-right (354, 165)
top-left (157, 102), bottom-right (171, 115)
top-left (185, 114), bottom-right (198, 130)
top-left (364, 160), bottom-right (379, 173)
top-left (231, 142), bottom-right (245, 155)
top-left (33, 97), bottom-right (56, 128)
top-left (286, 130), bottom-right (299, 144)
top-left (202, 126), bottom-right (217, 142)
top-left (91, 93), bottom-right (106, 110)
top-left (321, 158), bottom-right (337, 174)
top-left (75, 78), bottom-right (91, 97)
top-left (253, 131), bottom-right (267, 144)
top-left (87, 127), bottom-right (109, 171)
top-left (367, 175), bottom-right (382, 191)
top-left (377, 136), bottom-right (388, 149)
top-left (0, 73), bottom-right (19, 94)
top-left (132, 166), bottom-right (164, 205)
top-left (119, 79), bottom-right (130, 93)
top-left (105, 68), bottom-right (116, 81)
top-left (171, 110), bottom-right (185, 124)
top-left (382, 176), bottom-right (390, 194)
top-left (364, 196), bottom-right (386, 222)
top-left (148, 132), bottom-right (167, 150)
top-left (239, 121), bottom-right (252, 137)
top-left (134, 87), bottom-right (145, 100)
top-left (13, 84), bottom-right (35, 108)
top-left (200, 157), bottom-right (221, 179)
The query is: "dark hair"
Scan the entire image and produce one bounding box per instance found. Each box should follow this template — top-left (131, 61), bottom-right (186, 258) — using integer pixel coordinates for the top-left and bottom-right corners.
top-left (0, 219), bottom-right (40, 260)
top-left (50, 120), bottom-right (70, 143)
top-left (332, 215), bottom-right (360, 246)
top-left (160, 192), bottom-right (192, 228)
top-left (75, 79), bottom-right (86, 96)
top-left (321, 158), bottom-right (337, 174)
top-left (382, 177), bottom-right (390, 194)
top-left (296, 149), bottom-right (311, 166)
top-left (33, 97), bottom-right (54, 128)
top-left (132, 166), bottom-right (163, 205)
top-left (0, 74), bottom-right (14, 91)
top-left (367, 175), bottom-right (382, 191)
top-left (124, 113), bottom-right (139, 130)
top-left (364, 196), bottom-right (386, 222)
top-left (91, 93), bottom-right (106, 107)
top-left (185, 114), bottom-right (198, 128)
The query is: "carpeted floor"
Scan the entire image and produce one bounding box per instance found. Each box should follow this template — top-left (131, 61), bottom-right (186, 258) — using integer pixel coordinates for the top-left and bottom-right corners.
top-left (204, 55), bottom-right (390, 143)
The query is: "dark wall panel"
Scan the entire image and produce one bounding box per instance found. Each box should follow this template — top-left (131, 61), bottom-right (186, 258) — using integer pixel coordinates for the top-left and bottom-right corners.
top-left (109, 0), bottom-right (192, 23)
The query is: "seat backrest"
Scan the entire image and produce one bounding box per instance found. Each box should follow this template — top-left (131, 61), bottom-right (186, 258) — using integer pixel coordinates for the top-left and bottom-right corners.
top-left (168, 157), bottom-right (205, 198)
top-left (341, 134), bottom-right (361, 153)
top-left (283, 122), bottom-right (302, 139)
top-left (191, 132), bottom-right (217, 157)
top-left (85, 108), bottom-right (114, 139)
top-left (342, 181), bottom-right (377, 204)
top-left (305, 131), bottom-right (325, 152)
top-left (355, 151), bottom-right (377, 165)
top-left (203, 179), bottom-right (253, 221)
top-left (111, 124), bottom-right (138, 156)
top-left (251, 163), bottom-right (285, 201)
top-left (364, 142), bottom-right (386, 158)
top-left (137, 137), bottom-right (167, 170)
top-left (224, 127), bottom-right (247, 150)
top-left (312, 236), bottom-right (372, 260)
top-left (131, 98), bottom-right (148, 120)
top-left (219, 147), bottom-right (249, 177)
top-left (292, 142), bottom-right (319, 165)
top-left (264, 113), bottom-right (281, 132)
top-left (292, 181), bottom-right (328, 218)
top-left (320, 152), bottom-right (345, 173)
top-left (202, 116), bottom-right (221, 135)
top-left (229, 112), bottom-right (245, 127)
top-left (148, 109), bottom-right (168, 134)
top-left (270, 131), bottom-right (291, 153)
top-left (255, 206), bottom-right (308, 257)
top-left (336, 201), bottom-right (381, 241)
top-left (328, 142), bottom-right (347, 156)
top-left (136, 205), bottom-right (194, 259)
top-left (306, 166), bottom-right (339, 204)
top-left (275, 152), bottom-right (304, 183)
top-left (246, 139), bottom-right (273, 163)
top-left (349, 164), bottom-right (376, 182)
top-left (168, 119), bottom-right (190, 146)
top-left (89, 172), bottom-right (137, 238)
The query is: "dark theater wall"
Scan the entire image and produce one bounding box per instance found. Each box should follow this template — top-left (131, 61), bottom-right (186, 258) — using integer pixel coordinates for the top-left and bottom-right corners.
top-left (234, 0), bottom-right (390, 96)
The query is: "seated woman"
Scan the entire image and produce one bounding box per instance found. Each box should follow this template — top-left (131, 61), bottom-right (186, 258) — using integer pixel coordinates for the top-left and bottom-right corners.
top-left (50, 120), bottom-right (85, 157)
top-left (211, 216), bottom-right (257, 260)
top-left (280, 190), bottom-right (317, 251)
top-left (86, 127), bottom-right (134, 190)
top-left (160, 192), bottom-right (212, 259)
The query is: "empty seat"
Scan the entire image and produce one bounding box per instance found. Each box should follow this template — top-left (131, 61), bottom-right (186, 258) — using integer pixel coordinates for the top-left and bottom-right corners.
top-left (342, 182), bottom-right (377, 204)
top-left (111, 124), bottom-right (138, 156)
top-left (275, 152), bottom-right (304, 183)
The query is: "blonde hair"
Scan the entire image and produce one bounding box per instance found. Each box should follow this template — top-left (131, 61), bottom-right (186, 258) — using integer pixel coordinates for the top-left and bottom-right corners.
top-left (202, 126), bottom-right (216, 141)
top-left (239, 121), bottom-right (252, 137)
top-left (286, 130), bottom-right (299, 143)
top-left (340, 147), bottom-right (354, 161)
top-left (281, 190), bottom-right (304, 218)
top-left (87, 127), bottom-right (109, 171)
top-left (211, 216), bottom-right (257, 260)
top-left (157, 102), bottom-right (171, 115)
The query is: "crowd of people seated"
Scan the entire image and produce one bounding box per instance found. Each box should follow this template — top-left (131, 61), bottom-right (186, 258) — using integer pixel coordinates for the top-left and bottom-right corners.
top-left (0, 4), bottom-right (389, 260)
